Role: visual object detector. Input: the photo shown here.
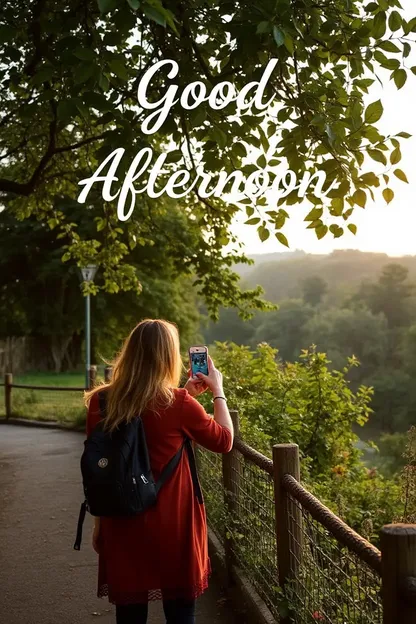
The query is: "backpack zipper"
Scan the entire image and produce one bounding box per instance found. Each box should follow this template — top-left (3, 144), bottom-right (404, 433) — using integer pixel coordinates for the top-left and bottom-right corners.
top-left (140, 474), bottom-right (148, 484)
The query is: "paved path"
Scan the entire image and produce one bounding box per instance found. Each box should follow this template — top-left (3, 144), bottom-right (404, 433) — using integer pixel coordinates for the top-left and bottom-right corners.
top-left (0, 425), bottom-right (245, 624)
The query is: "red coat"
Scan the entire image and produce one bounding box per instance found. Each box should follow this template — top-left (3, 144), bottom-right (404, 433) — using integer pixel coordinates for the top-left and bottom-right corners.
top-left (86, 388), bottom-right (232, 605)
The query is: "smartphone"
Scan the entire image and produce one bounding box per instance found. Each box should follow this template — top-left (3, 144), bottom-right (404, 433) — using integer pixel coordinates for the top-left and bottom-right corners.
top-left (189, 345), bottom-right (209, 378)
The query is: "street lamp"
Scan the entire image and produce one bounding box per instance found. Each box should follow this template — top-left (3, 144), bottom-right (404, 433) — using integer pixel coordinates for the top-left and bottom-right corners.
top-left (80, 265), bottom-right (98, 389)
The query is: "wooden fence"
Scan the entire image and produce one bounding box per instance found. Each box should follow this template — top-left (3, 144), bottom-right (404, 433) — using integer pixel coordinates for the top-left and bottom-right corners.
top-left (197, 411), bottom-right (416, 624)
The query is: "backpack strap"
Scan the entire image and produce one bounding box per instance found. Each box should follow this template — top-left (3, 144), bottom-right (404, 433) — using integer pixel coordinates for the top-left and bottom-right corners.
top-left (155, 438), bottom-right (203, 504)
top-left (185, 439), bottom-right (204, 504)
top-left (73, 500), bottom-right (88, 551)
top-left (98, 391), bottom-right (107, 418)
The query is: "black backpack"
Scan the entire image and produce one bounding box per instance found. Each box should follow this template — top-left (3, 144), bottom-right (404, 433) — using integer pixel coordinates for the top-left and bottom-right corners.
top-left (73, 391), bottom-right (202, 550)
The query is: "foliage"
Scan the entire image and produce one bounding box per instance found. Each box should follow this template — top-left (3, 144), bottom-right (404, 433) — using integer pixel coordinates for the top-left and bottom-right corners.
top-left (352, 264), bottom-right (416, 329)
top-left (372, 431), bottom-right (409, 477)
top-left (0, 0), bottom-right (415, 305)
top-left (301, 275), bottom-right (328, 307)
top-left (204, 341), bottom-right (403, 537)
top-left (397, 426), bottom-right (416, 524)
top-left (0, 204), bottom-right (202, 370)
top-left (253, 299), bottom-right (314, 361)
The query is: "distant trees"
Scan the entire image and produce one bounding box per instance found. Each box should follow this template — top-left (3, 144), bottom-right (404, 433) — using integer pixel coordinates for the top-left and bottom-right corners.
top-left (203, 253), bottom-right (416, 435)
top-left (353, 264), bottom-right (416, 329)
top-left (253, 299), bottom-right (314, 361)
top-left (301, 275), bottom-right (328, 307)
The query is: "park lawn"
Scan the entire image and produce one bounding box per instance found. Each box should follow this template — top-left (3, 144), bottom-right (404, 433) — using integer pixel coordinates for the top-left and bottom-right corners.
top-left (0, 370), bottom-right (105, 425)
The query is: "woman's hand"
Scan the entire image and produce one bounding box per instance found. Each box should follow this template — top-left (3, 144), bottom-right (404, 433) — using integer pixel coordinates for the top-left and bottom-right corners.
top-left (184, 371), bottom-right (208, 398)
top-left (195, 357), bottom-right (224, 396)
top-left (92, 521), bottom-right (101, 554)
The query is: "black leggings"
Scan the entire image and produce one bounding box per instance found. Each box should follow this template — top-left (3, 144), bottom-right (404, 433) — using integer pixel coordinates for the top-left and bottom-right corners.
top-left (115, 598), bottom-right (196, 624)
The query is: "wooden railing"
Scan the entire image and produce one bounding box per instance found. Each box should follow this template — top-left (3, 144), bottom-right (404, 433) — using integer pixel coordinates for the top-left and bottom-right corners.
top-left (198, 411), bottom-right (416, 624)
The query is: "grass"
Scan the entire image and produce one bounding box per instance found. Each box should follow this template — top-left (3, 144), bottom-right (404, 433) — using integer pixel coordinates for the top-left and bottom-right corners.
top-left (0, 370), bottom-right (105, 425)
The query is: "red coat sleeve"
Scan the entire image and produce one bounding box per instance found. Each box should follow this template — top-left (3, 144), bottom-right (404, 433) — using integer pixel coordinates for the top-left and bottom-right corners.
top-left (86, 391), bottom-right (103, 437)
top-left (179, 390), bottom-right (233, 454)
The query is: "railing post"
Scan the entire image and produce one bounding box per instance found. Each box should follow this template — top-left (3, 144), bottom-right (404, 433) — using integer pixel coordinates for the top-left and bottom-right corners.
top-left (4, 373), bottom-right (12, 419)
top-left (273, 443), bottom-right (302, 623)
top-left (381, 524), bottom-right (416, 624)
top-left (222, 409), bottom-right (241, 583)
top-left (88, 365), bottom-right (97, 390)
top-left (104, 366), bottom-right (112, 383)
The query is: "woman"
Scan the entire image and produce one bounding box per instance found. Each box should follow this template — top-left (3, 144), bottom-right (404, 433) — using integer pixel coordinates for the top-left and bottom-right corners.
top-left (85, 319), bottom-right (234, 624)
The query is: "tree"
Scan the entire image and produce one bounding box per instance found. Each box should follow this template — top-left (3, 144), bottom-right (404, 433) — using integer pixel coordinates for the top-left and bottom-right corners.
top-left (0, 0), bottom-right (415, 309)
top-left (304, 306), bottom-right (388, 379)
top-left (354, 264), bottom-right (416, 329)
top-left (253, 299), bottom-right (314, 361)
top-left (301, 275), bottom-right (328, 306)
top-left (0, 201), bottom-right (203, 371)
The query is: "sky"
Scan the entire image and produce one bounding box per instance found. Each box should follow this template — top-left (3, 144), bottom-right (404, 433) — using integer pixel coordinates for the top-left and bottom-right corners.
top-left (232, 0), bottom-right (416, 257)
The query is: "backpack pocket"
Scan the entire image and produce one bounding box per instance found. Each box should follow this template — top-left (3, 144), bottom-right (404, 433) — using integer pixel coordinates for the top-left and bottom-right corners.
top-left (85, 480), bottom-right (131, 516)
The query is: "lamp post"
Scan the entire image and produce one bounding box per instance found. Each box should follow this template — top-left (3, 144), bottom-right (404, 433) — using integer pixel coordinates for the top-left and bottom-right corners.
top-left (80, 265), bottom-right (98, 388)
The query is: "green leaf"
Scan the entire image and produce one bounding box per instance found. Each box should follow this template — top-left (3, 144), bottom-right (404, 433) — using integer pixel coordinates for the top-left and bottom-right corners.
top-left (364, 100), bottom-right (383, 124)
top-left (98, 72), bottom-right (110, 92)
top-left (284, 35), bottom-right (294, 55)
top-left (348, 223), bottom-right (357, 235)
top-left (256, 154), bottom-right (267, 168)
top-left (304, 207), bottom-right (323, 221)
top-left (276, 232), bottom-right (289, 247)
top-left (256, 21), bottom-right (270, 34)
top-left (352, 189), bottom-right (367, 208)
top-left (74, 63), bottom-right (96, 85)
top-left (73, 47), bottom-right (95, 61)
top-left (316, 225), bottom-right (328, 240)
top-left (97, 0), bottom-right (117, 13)
top-left (377, 40), bottom-right (400, 53)
top-left (397, 131), bottom-right (411, 139)
top-left (245, 218), bottom-right (260, 225)
top-left (389, 10), bottom-right (402, 32)
top-left (368, 149), bottom-right (387, 165)
top-left (393, 168), bottom-right (409, 183)
top-left (109, 59), bottom-right (129, 81)
top-left (57, 99), bottom-right (78, 120)
top-left (233, 142), bottom-right (247, 158)
top-left (372, 11), bottom-right (387, 38)
top-left (390, 147), bottom-right (402, 165)
top-left (211, 126), bottom-right (227, 149)
top-left (142, 5), bottom-right (166, 27)
top-left (393, 68), bottom-right (407, 90)
top-left (273, 26), bottom-right (285, 47)
top-left (383, 188), bottom-right (394, 204)
top-left (258, 225), bottom-right (270, 242)
top-left (83, 91), bottom-right (110, 111)
top-left (127, 0), bottom-right (141, 9)
top-left (32, 65), bottom-right (54, 84)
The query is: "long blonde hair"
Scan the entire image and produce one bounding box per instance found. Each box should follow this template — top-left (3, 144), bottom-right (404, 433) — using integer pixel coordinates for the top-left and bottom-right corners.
top-left (85, 319), bottom-right (183, 433)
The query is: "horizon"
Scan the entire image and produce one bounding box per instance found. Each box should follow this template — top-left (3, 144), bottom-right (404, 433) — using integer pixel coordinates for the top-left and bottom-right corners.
top-left (248, 247), bottom-right (416, 259)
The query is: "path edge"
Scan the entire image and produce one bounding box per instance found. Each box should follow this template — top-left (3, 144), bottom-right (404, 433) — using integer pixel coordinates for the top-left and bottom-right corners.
top-left (208, 527), bottom-right (277, 624)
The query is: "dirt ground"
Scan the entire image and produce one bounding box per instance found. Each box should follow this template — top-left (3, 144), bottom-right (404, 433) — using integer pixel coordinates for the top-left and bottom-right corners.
top-left (0, 424), bottom-right (246, 624)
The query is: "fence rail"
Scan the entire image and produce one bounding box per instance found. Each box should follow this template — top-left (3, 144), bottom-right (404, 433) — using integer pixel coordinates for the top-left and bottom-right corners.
top-left (0, 367), bottom-right (102, 424)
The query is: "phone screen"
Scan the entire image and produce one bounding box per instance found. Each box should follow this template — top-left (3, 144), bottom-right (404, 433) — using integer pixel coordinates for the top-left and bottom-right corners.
top-left (190, 351), bottom-right (209, 377)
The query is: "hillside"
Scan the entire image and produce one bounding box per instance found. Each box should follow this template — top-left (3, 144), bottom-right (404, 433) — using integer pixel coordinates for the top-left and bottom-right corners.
top-left (235, 249), bottom-right (307, 277)
top-left (243, 249), bottom-right (416, 302)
